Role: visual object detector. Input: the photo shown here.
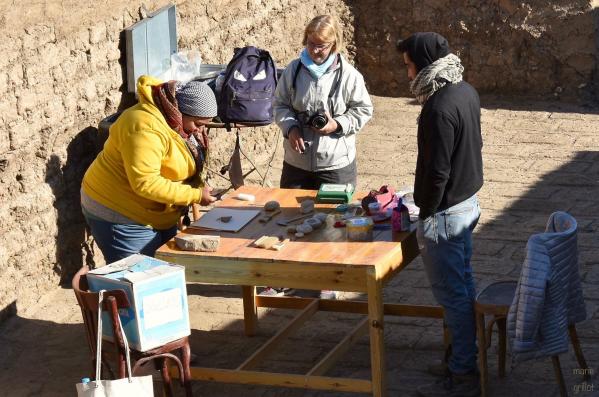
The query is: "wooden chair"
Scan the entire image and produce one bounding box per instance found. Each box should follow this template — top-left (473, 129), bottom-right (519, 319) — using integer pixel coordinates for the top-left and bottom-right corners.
top-left (474, 211), bottom-right (591, 397)
top-left (72, 266), bottom-right (193, 397)
top-left (475, 281), bottom-right (590, 397)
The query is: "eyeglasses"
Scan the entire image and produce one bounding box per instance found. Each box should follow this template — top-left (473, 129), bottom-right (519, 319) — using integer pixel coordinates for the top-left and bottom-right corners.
top-left (307, 41), bottom-right (333, 51)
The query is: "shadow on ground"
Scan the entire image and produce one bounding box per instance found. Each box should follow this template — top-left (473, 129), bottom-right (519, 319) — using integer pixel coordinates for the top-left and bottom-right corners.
top-left (2, 102), bottom-right (599, 396)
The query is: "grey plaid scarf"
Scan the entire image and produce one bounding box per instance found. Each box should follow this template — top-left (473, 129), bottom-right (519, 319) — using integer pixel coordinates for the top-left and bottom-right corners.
top-left (410, 53), bottom-right (464, 105)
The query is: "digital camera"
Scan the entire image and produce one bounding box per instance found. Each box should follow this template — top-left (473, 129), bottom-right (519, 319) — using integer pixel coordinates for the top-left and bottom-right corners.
top-left (307, 113), bottom-right (328, 129)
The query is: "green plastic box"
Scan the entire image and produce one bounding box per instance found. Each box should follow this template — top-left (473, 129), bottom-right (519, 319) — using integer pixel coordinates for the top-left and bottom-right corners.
top-left (316, 183), bottom-right (354, 204)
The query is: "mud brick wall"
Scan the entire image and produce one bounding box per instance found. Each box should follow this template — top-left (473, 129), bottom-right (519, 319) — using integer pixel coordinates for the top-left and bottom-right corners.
top-left (350, 0), bottom-right (599, 100)
top-left (0, 0), bottom-right (351, 323)
top-left (0, 0), bottom-right (597, 323)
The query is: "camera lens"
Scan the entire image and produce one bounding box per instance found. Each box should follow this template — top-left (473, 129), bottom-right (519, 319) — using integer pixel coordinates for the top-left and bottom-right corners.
top-left (309, 113), bottom-right (327, 129)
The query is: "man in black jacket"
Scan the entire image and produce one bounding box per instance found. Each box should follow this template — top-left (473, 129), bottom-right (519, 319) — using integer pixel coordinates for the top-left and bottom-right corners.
top-left (397, 32), bottom-right (483, 397)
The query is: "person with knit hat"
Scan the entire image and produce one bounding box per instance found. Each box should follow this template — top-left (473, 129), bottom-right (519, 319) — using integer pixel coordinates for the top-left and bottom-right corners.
top-left (396, 33), bottom-right (484, 397)
top-left (81, 75), bottom-right (218, 263)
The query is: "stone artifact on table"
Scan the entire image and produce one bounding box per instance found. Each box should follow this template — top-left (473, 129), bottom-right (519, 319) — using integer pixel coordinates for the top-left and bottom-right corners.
top-left (175, 234), bottom-right (220, 252)
top-left (264, 200), bottom-right (280, 211)
top-left (301, 199), bottom-right (315, 214)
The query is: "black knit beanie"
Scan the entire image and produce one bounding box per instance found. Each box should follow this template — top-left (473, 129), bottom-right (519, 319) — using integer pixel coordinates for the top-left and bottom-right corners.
top-left (396, 32), bottom-right (450, 73)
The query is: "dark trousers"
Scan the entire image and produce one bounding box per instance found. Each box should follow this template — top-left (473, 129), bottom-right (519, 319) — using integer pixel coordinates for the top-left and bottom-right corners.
top-left (279, 160), bottom-right (357, 190)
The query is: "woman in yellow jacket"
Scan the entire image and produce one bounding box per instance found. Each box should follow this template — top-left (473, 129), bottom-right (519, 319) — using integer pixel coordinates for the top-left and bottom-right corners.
top-left (81, 75), bottom-right (217, 263)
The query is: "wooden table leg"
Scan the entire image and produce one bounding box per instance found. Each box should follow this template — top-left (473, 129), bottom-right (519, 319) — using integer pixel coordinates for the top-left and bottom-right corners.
top-left (367, 268), bottom-right (386, 397)
top-left (476, 311), bottom-right (488, 397)
top-left (242, 285), bottom-right (257, 336)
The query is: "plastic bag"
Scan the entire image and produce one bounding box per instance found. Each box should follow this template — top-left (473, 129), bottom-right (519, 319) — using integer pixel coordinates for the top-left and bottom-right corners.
top-left (170, 50), bottom-right (202, 84)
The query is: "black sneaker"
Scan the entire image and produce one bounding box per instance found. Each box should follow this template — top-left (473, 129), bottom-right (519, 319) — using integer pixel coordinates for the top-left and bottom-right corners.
top-left (427, 344), bottom-right (452, 376)
top-left (427, 360), bottom-right (448, 377)
top-left (417, 371), bottom-right (481, 397)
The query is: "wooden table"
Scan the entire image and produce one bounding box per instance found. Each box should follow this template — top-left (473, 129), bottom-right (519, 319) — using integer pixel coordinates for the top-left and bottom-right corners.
top-left (156, 186), bottom-right (444, 396)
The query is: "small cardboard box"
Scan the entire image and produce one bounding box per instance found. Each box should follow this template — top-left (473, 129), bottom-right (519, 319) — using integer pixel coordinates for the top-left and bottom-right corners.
top-left (87, 254), bottom-right (190, 352)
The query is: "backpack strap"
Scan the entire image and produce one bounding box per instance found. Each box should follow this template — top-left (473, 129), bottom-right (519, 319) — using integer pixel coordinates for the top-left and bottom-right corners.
top-left (327, 55), bottom-right (343, 117)
top-left (292, 61), bottom-right (303, 93)
top-left (262, 49), bottom-right (278, 86)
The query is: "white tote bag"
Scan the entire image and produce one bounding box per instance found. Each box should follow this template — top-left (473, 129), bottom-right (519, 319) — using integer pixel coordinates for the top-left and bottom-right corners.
top-left (76, 290), bottom-right (154, 397)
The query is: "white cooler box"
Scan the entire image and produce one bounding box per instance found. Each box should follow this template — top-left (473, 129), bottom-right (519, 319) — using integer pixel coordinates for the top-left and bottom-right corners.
top-left (87, 254), bottom-right (190, 351)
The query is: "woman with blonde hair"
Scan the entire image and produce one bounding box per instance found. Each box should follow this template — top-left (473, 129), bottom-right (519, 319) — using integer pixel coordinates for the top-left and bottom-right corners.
top-left (274, 15), bottom-right (372, 191)
top-left (264, 15), bottom-right (373, 298)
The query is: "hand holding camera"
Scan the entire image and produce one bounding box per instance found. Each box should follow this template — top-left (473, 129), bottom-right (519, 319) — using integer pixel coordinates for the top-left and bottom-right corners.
top-left (308, 111), bottom-right (338, 135)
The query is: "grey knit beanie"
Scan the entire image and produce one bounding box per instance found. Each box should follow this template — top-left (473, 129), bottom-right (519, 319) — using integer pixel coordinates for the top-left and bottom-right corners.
top-left (176, 80), bottom-right (218, 117)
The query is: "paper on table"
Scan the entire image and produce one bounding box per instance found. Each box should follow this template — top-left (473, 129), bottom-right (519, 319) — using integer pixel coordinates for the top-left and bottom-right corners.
top-left (190, 208), bottom-right (261, 232)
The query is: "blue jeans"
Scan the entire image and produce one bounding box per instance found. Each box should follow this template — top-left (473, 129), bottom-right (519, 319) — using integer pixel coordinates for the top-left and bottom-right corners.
top-left (417, 195), bottom-right (481, 374)
top-left (84, 215), bottom-right (178, 264)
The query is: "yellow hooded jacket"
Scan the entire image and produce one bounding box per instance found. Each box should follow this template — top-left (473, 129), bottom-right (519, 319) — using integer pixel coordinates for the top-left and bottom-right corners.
top-left (82, 76), bottom-right (202, 230)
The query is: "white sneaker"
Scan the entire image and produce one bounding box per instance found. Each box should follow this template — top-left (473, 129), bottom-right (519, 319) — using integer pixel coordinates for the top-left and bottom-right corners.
top-left (319, 290), bottom-right (338, 300)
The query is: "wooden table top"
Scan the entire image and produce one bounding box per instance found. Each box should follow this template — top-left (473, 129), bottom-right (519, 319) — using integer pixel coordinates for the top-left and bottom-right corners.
top-left (156, 186), bottom-right (417, 273)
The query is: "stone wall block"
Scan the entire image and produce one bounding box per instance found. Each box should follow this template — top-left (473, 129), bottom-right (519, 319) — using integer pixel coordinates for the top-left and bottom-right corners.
top-left (44, 101), bottom-right (66, 126)
top-left (13, 166), bottom-right (38, 195)
top-left (0, 242), bottom-right (7, 268)
top-left (29, 186), bottom-right (57, 213)
top-left (0, 39), bottom-right (22, 71)
top-left (0, 72), bottom-right (8, 93)
top-left (4, 229), bottom-right (27, 255)
top-left (89, 44), bottom-right (110, 70)
top-left (0, 127), bottom-right (10, 153)
top-left (59, 55), bottom-right (84, 83)
top-left (81, 80), bottom-right (98, 102)
top-left (0, 205), bottom-right (12, 233)
top-left (89, 24), bottom-right (107, 44)
top-left (22, 25), bottom-right (56, 50)
top-left (23, 63), bottom-right (50, 88)
top-left (50, 65), bottom-right (68, 86)
top-left (16, 89), bottom-right (38, 115)
top-left (7, 62), bottom-right (24, 87)
top-left (105, 17), bottom-right (125, 38)
top-left (107, 45), bottom-right (121, 62)
top-left (62, 95), bottom-right (78, 118)
top-left (37, 42), bottom-right (62, 71)
top-left (8, 119), bottom-right (41, 151)
top-left (69, 29), bottom-right (92, 52)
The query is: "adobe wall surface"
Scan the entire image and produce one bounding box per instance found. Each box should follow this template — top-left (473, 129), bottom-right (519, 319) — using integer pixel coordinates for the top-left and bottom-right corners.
top-left (350, 0), bottom-right (599, 100)
top-left (0, 0), bottom-right (597, 322)
top-left (0, 0), bottom-right (351, 323)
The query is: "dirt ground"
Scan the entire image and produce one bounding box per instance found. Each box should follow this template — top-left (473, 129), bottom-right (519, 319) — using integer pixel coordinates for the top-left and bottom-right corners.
top-left (1, 94), bottom-right (599, 397)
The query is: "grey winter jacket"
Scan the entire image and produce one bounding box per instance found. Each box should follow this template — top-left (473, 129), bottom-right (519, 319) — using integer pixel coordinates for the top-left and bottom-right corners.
top-left (507, 211), bottom-right (587, 363)
top-left (273, 54), bottom-right (373, 172)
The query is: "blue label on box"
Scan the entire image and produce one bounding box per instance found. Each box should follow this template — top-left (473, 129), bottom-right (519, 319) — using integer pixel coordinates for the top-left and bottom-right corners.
top-left (87, 254), bottom-right (190, 351)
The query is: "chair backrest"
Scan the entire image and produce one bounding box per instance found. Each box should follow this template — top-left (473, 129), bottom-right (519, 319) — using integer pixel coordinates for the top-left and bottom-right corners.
top-left (508, 211), bottom-right (586, 363)
top-left (528, 211), bottom-right (579, 280)
top-left (72, 266), bottom-right (132, 361)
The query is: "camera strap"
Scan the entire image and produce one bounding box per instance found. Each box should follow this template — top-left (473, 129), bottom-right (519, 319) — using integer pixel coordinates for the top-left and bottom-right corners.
top-left (292, 54), bottom-right (343, 117)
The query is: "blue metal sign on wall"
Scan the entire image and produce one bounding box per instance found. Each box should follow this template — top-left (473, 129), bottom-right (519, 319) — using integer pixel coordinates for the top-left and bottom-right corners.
top-left (125, 4), bottom-right (177, 93)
